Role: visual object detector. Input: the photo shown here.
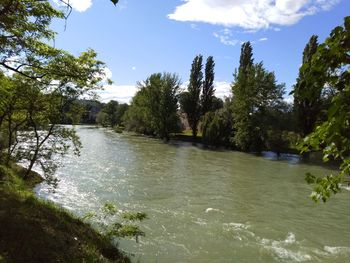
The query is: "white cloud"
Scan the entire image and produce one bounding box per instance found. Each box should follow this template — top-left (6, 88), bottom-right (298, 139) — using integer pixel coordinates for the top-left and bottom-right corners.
top-left (97, 81), bottom-right (232, 104)
top-left (53, 0), bottom-right (92, 12)
top-left (213, 28), bottom-right (239, 46)
top-left (284, 94), bottom-right (294, 104)
top-left (214, 81), bottom-right (231, 99)
top-left (259, 37), bottom-right (268, 41)
top-left (168, 0), bottom-right (340, 30)
top-left (97, 84), bottom-right (137, 104)
top-left (181, 81), bottom-right (231, 99)
top-left (102, 67), bottom-right (113, 79)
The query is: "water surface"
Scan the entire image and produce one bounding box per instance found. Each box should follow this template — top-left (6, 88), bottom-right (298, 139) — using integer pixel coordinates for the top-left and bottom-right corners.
top-left (36, 126), bottom-right (350, 263)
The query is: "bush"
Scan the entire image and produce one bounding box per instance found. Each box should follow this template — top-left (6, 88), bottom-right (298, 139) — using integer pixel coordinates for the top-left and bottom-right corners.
top-left (201, 108), bottom-right (233, 147)
top-left (265, 130), bottom-right (301, 153)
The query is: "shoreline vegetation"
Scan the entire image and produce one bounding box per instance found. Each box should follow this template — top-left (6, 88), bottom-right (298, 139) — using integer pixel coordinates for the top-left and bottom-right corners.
top-left (0, 164), bottom-right (130, 263)
top-left (107, 126), bottom-right (338, 168)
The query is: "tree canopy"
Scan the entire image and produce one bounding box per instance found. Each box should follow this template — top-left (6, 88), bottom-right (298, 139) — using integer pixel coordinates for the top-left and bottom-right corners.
top-left (0, 0), bottom-right (108, 180)
top-left (124, 72), bottom-right (181, 140)
top-left (232, 42), bottom-right (285, 151)
top-left (299, 16), bottom-right (350, 202)
top-left (180, 55), bottom-right (203, 139)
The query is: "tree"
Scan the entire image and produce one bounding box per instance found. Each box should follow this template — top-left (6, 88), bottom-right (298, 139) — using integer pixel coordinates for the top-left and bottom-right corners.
top-left (0, 0), bottom-right (68, 80)
top-left (231, 42), bottom-right (255, 151)
top-left (147, 73), bottom-right (181, 140)
top-left (201, 99), bottom-right (233, 147)
top-left (96, 111), bottom-right (109, 127)
top-left (293, 35), bottom-right (322, 136)
top-left (96, 101), bottom-right (129, 127)
top-left (0, 49), bottom-right (106, 180)
top-left (0, 0), bottom-right (108, 178)
top-left (232, 42), bottom-right (285, 151)
top-left (180, 55), bottom-right (203, 139)
top-left (299, 16), bottom-right (350, 202)
top-left (103, 100), bottom-right (120, 126)
top-left (123, 88), bottom-right (154, 135)
top-left (124, 73), bottom-right (181, 139)
top-left (201, 56), bottom-right (215, 114)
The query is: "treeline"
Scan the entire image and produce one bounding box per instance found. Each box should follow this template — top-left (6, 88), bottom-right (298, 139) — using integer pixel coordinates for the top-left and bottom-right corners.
top-left (108, 44), bottom-right (293, 152)
top-left (60, 99), bottom-right (129, 127)
top-left (100, 19), bottom-right (348, 163)
top-left (117, 17), bottom-right (350, 201)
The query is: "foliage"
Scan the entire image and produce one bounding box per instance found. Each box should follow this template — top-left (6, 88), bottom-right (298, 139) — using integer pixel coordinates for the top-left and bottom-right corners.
top-left (83, 203), bottom-right (147, 243)
top-left (201, 56), bottom-right (216, 114)
top-left (124, 72), bottom-right (181, 139)
top-left (0, 0), bottom-right (118, 80)
top-left (0, 0), bottom-right (108, 182)
top-left (0, 0), bottom-right (64, 79)
top-left (0, 49), bottom-right (106, 181)
top-left (123, 88), bottom-right (154, 135)
top-left (201, 100), bottom-right (233, 147)
top-left (95, 101), bottom-right (128, 128)
top-left (96, 111), bottom-right (110, 127)
top-left (292, 35), bottom-right (323, 136)
top-left (211, 96), bottom-right (224, 111)
top-left (298, 16), bottom-right (350, 202)
top-left (180, 55), bottom-right (203, 139)
top-left (232, 42), bottom-right (285, 151)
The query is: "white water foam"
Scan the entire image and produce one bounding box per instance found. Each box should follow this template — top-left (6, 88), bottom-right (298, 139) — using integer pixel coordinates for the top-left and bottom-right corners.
top-left (205, 207), bottom-right (222, 213)
top-left (340, 184), bottom-right (350, 191)
top-left (324, 246), bottom-right (350, 255)
top-left (224, 226), bottom-right (312, 262)
top-left (259, 233), bottom-right (312, 262)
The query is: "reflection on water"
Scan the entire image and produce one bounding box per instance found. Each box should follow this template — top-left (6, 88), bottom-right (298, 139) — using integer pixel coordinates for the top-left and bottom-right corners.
top-left (36, 126), bottom-right (350, 263)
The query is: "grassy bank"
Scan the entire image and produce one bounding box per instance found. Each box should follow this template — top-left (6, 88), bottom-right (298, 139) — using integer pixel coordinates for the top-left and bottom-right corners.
top-left (0, 164), bottom-right (130, 263)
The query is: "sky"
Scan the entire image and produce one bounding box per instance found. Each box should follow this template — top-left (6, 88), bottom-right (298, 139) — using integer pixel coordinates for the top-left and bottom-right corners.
top-left (51, 0), bottom-right (350, 103)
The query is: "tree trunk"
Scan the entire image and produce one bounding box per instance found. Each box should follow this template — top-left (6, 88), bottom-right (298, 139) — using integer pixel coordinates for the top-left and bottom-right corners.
top-left (24, 149), bottom-right (38, 179)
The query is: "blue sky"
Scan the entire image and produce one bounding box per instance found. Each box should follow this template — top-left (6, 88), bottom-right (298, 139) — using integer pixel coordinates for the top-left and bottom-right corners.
top-left (51, 0), bottom-right (349, 103)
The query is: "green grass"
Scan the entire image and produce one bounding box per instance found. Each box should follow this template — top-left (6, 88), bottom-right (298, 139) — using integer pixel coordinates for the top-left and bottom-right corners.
top-left (0, 164), bottom-right (130, 263)
top-left (169, 130), bottom-right (203, 144)
top-left (180, 130), bottom-right (202, 138)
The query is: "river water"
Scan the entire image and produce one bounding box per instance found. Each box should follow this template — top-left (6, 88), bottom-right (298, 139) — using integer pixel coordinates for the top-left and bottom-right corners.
top-left (35, 126), bottom-right (350, 263)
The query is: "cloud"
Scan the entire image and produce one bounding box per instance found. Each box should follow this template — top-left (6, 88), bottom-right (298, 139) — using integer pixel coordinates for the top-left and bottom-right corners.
top-left (98, 81), bottom-right (233, 104)
top-left (182, 81), bottom-right (232, 98)
top-left (97, 84), bottom-right (138, 104)
top-left (284, 94), bottom-right (294, 104)
top-left (53, 0), bottom-right (92, 12)
top-left (213, 28), bottom-right (239, 46)
top-left (102, 67), bottom-right (113, 79)
top-left (168, 0), bottom-right (340, 30)
top-left (214, 81), bottom-right (231, 98)
top-left (259, 37), bottom-right (268, 41)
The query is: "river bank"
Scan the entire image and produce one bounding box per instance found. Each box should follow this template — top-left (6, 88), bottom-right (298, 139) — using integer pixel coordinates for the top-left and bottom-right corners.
top-left (0, 164), bottom-right (130, 263)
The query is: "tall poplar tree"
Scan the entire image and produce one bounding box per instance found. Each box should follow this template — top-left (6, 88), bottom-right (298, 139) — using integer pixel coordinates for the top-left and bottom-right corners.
top-left (293, 35), bottom-right (321, 136)
top-left (232, 42), bottom-right (284, 151)
top-left (201, 56), bottom-right (215, 114)
top-left (231, 42), bottom-right (255, 150)
top-left (180, 55), bottom-right (203, 139)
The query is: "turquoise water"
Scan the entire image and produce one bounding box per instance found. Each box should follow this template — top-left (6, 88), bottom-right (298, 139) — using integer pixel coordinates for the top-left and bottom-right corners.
top-left (36, 126), bottom-right (350, 262)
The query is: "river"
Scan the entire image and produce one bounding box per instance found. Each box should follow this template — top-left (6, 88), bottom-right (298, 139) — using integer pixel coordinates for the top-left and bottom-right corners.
top-left (35, 126), bottom-right (350, 263)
